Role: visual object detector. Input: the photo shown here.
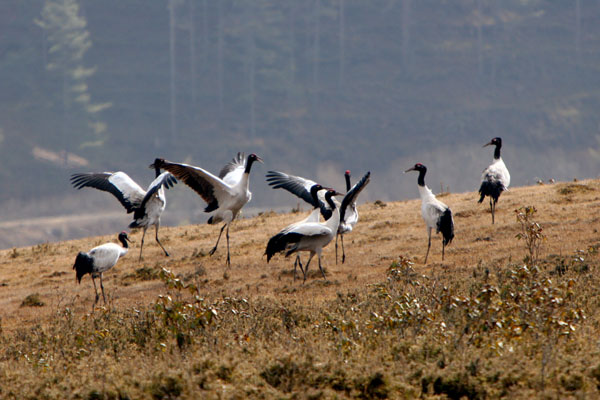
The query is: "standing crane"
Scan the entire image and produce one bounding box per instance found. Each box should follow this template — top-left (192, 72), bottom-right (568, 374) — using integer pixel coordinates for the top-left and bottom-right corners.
top-left (405, 163), bottom-right (454, 263)
top-left (478, 137), bottom-right (510, 224)
top-left (265, 189), bottom-right (341, 282)
top-left (70, 164), bottom-right (177, 261)
top-left (152, 153), bottom-right (263, 267)
top-left (73, 231), bottom-right (131, 305)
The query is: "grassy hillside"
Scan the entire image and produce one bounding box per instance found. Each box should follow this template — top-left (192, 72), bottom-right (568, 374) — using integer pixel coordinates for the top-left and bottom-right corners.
top-left (0, 179), bottom-right (599, 398)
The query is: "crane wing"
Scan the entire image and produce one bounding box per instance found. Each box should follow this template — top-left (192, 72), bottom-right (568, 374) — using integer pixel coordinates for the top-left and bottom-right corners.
top-left (265, 170), bottom-right (320, 207)
top-left (70, 172), bottom-right (145, 213)
top-left (218, 152), bottom-right (246, 186)
top-left (340, 171), bottom-right (370, 223)
top-left (153, 159), bottom-right (234, 213)
top-left (134, 172), bottom-right (177, 219)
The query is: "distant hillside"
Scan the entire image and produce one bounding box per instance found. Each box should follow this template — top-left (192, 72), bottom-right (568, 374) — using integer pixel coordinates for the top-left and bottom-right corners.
top-left (0, 0), bottom-right (599, 247)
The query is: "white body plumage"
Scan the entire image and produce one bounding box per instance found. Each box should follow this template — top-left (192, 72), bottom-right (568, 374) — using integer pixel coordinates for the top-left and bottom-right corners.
top-left (481, 157), bottom-right (510, 192)
top-left (87, 242), bottom-right (129, 276)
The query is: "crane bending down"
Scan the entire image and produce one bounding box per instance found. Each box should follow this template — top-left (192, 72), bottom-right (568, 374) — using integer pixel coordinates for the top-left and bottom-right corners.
top-left (70, 164), bottom-right (177, 261)
top-left (272, 184), bottom-right (325, 280)
top-left (265, 169), bottom-right (370, 263)
top-left (73, 231), bottom-right (131, 305)
top-left (478, 137), bottom-right (510, 224)
top-left (152, 153), bottom-right (263, 267)
top-left (405, 163), bottom-right (454, 263)
top-left (265, 189), bottom-right (341, 282)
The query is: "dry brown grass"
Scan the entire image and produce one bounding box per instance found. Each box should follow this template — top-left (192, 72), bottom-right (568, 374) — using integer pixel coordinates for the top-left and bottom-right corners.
top-left (1, 179), bottom-right (600, 398)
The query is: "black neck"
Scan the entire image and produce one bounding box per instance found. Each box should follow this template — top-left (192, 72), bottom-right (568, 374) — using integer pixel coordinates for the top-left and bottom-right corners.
top-left (325, 192), bottom-right (337, 210)
top-left (494, 145), bottom-right (501, 160)
top-left (310, 185), bottom-right (321, 206)
top-left (244, 157), bottom-right (256, 174)
top-left (417, 169), bottom-right (426, 187)
top-left (154, 165), bottom-right (161, 178)
top-left (345, 174), bottom-right (351, 192)
top-left (119, 236), bottom-right (129, 248)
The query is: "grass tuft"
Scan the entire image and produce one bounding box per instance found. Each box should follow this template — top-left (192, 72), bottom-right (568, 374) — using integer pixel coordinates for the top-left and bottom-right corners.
top-left (556, 183), bottom-right (594, 195)
top-left (20, 293), bottom-right (44, 307)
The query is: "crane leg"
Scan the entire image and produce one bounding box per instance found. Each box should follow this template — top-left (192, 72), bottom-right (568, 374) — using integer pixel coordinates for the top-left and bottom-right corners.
top-left (318, 254), bottom-right (327, 280)
top-left (341, 234), bottom-right (346, 264)
top-left (92, 276), bottom-right (100, 305)
top-left (490, 198), bottom-right (495, 224)
top-left (155, 224), bottom-right (170, 257)
top-left (293, 255), bottom-right (304, 282)
top-left (442, 241), bottom-right (446, 261)
top-left (225, 224), bottom-right (231, 267)
top-left (335, 233), bottom-right (339, 265)
top-left (99, 274), bottom-right (106, 304)
top-left (209, 223), bottom-right (227, 256)
top-left (138, 227), bottom-right (147, 261)
top-left (424, 228), bottom-right (432, 264)
top-left (303, 253), bottom-right (315, 283)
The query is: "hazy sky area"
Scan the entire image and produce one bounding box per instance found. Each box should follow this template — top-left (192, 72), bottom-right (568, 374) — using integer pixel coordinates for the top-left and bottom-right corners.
top-left (0, 0), bottom-right (599, 248)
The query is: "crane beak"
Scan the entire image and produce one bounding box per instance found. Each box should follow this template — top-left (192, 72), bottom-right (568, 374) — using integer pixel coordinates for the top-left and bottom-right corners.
top-left (483, 141), bottom-right (493, 147)
top-left (256, 156), bottom-right (264, 164)
top-left (404, 167), bottom-right (416, 173)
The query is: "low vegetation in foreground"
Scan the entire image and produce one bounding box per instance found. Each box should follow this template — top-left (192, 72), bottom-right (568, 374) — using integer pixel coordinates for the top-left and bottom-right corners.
top-left (2, 253), bottom-right (600, 397)
top-left (1, 183), bottom-right (600, 398)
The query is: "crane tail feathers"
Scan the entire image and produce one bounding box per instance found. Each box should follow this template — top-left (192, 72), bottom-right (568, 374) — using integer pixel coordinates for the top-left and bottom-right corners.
top-left (438, 209), bottom-right (454, 246)
top-left (73, 252), bottom-right (94, 284)
top-left (265, 232), bottom-right (302, 262)
top-left (479, 181), bottom-right (503, 203)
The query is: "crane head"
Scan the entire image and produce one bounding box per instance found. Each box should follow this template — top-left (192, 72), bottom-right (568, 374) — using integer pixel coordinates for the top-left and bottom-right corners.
top-left (483, 137), bottom-right (502, 148)
top-left (404, 163), bottom-right (426, 173)
top-left (248, 154), bottom-right (264, 164)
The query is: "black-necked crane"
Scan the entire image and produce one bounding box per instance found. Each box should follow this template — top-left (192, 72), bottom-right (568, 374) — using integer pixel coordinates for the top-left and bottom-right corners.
top-left (73, 231), bottom-right (131, 305)
top-left (405, 163), bottom-right (454, 263)
top-left (265, 169), bottom-right (370, 264)
top-left (478, 137), bottom-right (510, 224)
top-left (336, 170), bottom-right (370, 264)
top-left (70, 164), bottom-right (177, 261)
top-left (152, 153), bottom-right (263, 267)
top-left (265, 189), bottom-right (341, 282)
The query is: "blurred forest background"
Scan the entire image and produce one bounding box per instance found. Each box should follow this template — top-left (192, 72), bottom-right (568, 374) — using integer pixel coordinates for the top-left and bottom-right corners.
top-left (0, 0), bottom-right (599, 248)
